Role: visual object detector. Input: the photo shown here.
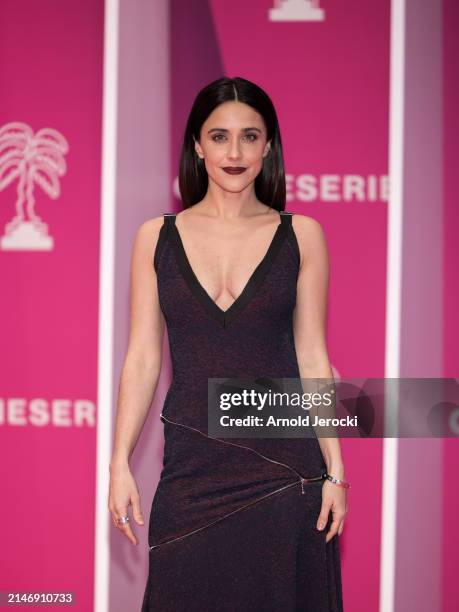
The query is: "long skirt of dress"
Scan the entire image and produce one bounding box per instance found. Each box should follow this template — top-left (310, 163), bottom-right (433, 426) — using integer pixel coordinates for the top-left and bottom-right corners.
top-left (141, 477), bottom-right (342, 612)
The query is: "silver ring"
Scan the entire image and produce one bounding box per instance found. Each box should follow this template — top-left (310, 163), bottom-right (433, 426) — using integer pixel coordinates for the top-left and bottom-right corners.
top-left (117, 515), bottom-right (130, 525)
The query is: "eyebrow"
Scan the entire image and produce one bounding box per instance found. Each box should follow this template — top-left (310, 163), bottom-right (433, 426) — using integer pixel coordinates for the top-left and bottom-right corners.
top-left (207, 127), bottom-right (262, 134)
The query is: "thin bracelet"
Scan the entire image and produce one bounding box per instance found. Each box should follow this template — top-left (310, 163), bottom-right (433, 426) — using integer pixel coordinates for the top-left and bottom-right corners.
top-left (324, 472), bottom-right (351, 489)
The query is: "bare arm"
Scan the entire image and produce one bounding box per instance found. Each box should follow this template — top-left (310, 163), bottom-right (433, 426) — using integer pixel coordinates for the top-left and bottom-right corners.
top-left (110, 216), bottom-right (165, 468)
top-left (292, 214), bottom-right (347, 540)
top-left (108, 216), bottom-right (165, 545)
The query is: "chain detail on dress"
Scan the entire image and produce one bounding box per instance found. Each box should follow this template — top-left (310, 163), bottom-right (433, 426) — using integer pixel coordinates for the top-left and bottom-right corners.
top-left (149, 478), bottom-right (302, 551)
top-left (148, 413), bottom-right (327, 551)
top-left (160, 412), bottom-right (326, 487)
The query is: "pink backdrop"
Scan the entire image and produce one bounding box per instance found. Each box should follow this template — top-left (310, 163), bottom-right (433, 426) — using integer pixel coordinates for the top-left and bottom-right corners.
top-left (0, 1), bottom-right (104, 610)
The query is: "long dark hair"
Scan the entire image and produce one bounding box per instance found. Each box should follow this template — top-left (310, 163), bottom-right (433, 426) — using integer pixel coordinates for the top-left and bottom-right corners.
top-left (178, 76), bottom-right (286, 211)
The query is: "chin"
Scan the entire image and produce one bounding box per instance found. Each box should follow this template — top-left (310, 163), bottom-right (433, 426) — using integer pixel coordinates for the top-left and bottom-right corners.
top-left (214, 173), bottom-right (255, 191)
top-left (224, 180), bottom-right (253, 191)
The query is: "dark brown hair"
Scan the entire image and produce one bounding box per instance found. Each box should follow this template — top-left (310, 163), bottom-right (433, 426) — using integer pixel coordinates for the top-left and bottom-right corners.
top-left (178, 76), bottom-right (286, 211)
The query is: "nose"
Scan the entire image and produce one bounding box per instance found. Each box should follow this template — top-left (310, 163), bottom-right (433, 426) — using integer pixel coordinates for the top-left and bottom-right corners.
top-left (227, 137), bottom-right (242, 161)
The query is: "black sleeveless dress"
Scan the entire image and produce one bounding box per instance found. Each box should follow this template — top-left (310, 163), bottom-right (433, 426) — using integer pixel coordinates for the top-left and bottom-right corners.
top-left (141, 210), bottom-right (344, 611)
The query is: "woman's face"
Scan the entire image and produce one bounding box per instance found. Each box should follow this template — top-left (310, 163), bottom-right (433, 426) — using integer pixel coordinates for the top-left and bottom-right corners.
top-left (194, 101), bottom-right (271, 194)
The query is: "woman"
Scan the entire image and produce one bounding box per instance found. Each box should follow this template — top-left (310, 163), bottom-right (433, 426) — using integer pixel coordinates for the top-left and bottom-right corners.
top-left (109, 76), bottom-right (349, 611)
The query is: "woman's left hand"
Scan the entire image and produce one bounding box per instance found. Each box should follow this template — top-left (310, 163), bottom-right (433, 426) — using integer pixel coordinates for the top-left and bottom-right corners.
top-left (316, 480), bottom-right (348, 543)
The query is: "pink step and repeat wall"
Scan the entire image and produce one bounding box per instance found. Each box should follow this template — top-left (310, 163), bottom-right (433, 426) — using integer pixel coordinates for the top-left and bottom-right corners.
top-left (1, 1), bottom-right (457, 611)
top-left (0, 1), bottom-right (104, 611)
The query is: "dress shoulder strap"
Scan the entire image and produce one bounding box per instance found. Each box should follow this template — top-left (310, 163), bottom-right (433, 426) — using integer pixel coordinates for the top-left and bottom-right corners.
top-left (163, 212), bottom-right (177, 226)
top-left (280, 210), bottom-right (293, 226)
top-left (279, 211), bottom-right (300, 265)
top-left (154, 212), bottom-right (176, 272)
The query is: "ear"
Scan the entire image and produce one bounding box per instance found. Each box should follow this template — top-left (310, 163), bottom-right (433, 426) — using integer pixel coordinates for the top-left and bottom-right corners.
top-left (193, 137), bottom-right (204, 160)
top-left (263, 140), bottom-right (271, 158)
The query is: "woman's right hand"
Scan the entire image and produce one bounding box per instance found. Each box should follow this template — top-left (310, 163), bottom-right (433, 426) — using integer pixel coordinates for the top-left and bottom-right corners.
top-left (108, 461), bottom-right (145, 545)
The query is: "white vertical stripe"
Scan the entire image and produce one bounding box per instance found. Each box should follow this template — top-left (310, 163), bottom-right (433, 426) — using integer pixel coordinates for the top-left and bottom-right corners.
top-left (380, 1), bottom-right (405, 611)
top-left (94, 1), bottom-right (119, 611)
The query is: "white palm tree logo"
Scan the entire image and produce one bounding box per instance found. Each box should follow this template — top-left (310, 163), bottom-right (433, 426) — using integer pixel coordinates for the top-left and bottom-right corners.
top-left (0, 121), bottom-right (69, 250)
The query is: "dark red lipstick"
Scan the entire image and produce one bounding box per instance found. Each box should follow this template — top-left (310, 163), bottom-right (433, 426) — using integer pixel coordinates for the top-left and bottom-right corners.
top-left (222, 167), bottom-right (246, 174)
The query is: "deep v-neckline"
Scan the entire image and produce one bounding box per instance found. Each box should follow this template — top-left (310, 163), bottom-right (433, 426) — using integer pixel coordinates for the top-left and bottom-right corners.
top-left (169, 211), bottom-right (289, 329)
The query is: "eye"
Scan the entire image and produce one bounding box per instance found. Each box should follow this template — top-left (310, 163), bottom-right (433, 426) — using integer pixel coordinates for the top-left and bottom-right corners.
top-left (211, 133), bottom-right (258, 142)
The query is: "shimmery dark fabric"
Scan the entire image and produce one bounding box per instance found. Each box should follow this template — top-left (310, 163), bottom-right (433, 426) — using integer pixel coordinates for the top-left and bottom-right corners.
top-left (141, 212), bottom-right (344, 611)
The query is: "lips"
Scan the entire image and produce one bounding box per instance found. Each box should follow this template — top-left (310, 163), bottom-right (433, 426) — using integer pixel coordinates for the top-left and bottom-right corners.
top-left (222, 167), bottom-right (246, 174)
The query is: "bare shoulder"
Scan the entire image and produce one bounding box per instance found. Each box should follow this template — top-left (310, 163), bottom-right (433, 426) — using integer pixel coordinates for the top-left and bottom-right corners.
top-left (136, 215), bottom-right (164, 240)
top-left (290, 212), bottom-right (328, 267)
top-left (131, 215), bottom-right (165, 263)
top-left (291, 211), bottom-right (325, 237)
top-left (135, 215), bottom-right (164, 245)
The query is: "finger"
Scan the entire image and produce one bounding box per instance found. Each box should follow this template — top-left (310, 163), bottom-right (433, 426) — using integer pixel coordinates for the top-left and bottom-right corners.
top-left (131, 493), bottom-right (145, 525)
top-left (325, 519), bottom-right (341, 543)
top-left (325, 510), bottom-right (346, 542)
top-left (110, 512), bottom-right (119, 528)
top-left (113, 507), bottom-right (138, 545)
top-left (119, 522), bottom-right (139, 545)
top-left (115, 516), bottom-right (138, 545)
top-left (109, 505), bottom-right (122, 528)
top-left (316, 504), bottom-right (331, 531)
top-left (338, 518), bottom-right (345, 536)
